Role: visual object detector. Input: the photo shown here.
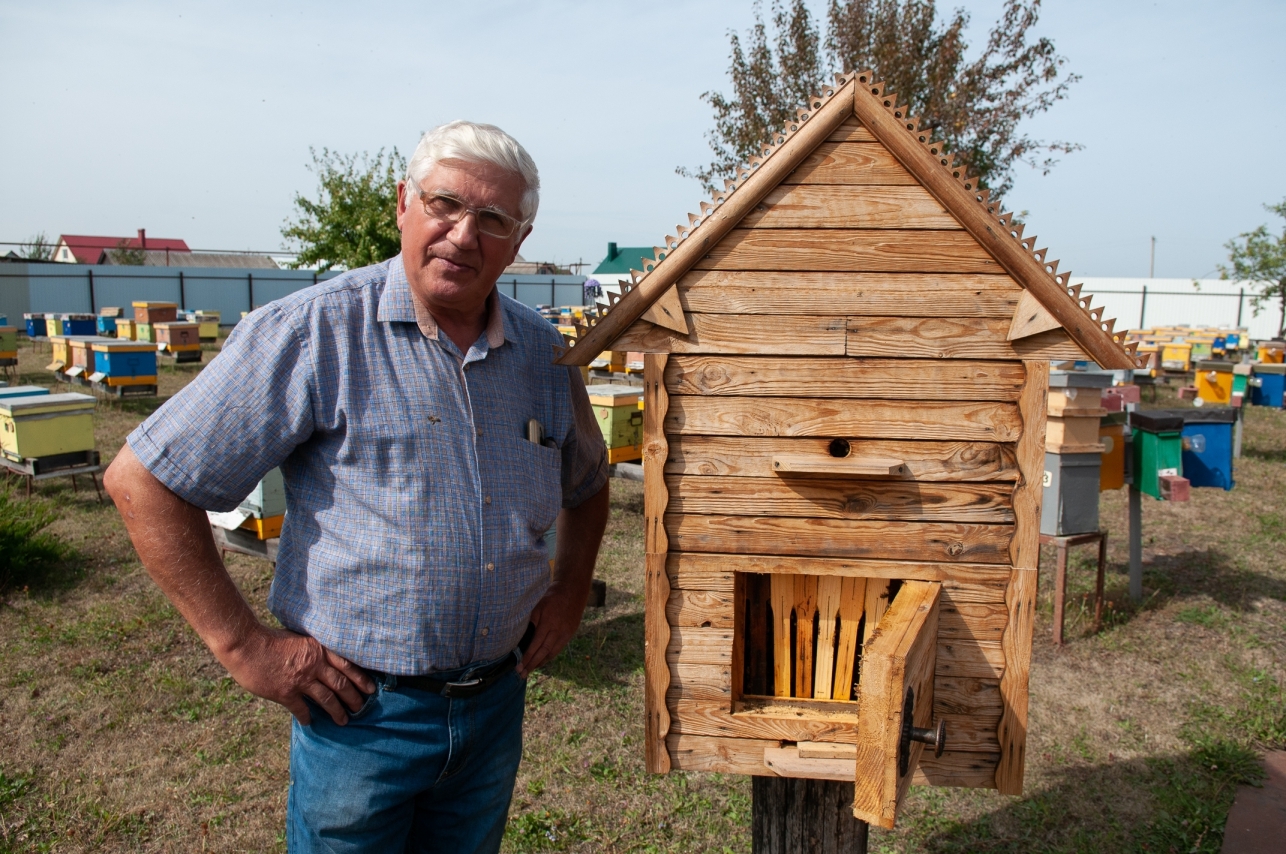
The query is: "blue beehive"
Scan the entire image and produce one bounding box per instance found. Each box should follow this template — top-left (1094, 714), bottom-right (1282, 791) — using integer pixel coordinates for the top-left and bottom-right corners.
top-left (1250, 364), bottom-right (1285, 408)
top-left (24, 313), bottom-right (46, 339)
top-left (92, 343), bottom-right (157, 380)
top-left (1148, 408), bottom-right (1236, 491)
top-left (0, 386), bottom-right (51, 400)
top-left (60, 314), bottom-right (96, 336)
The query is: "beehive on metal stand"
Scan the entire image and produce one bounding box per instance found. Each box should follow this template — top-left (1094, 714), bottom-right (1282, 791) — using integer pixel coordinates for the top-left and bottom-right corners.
top-left (0, 392), bottom-right (96, 463)
top-left (154, 322), bottom-right (203, 364)
top-left (89, 340), bottom-right (159, 398)
top-left (556, 71), bottom-right (1139, 828)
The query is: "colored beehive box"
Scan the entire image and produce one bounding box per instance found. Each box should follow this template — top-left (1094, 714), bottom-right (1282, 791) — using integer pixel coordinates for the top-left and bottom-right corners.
top-left (0, 386), bottom-right (50, 401)
top-left (116, 319), bottom-right (137, 340)
top-left (1040, 452), bottom-right (1102, 536)
top-left (588, 384), bottom-right (644, 461)
top-left (1099, 420), bottom-right (1126, 491)
top-left (0, 326), bottom-right (17, 358)
top-left (192, 312), bottom-right (221, 341)
top-left (238, 467), bottom-right (287, 519)
top-left (46, 335), bottom-right (76, 375)
top-left (1250, 363), bottom-right (1285, 408)
top-left (1160, 343), bottom-right (1193, 371)
top-left (133, 301), bottom-right (178, 324)
top-left (0, 392), bottom-right (96, 462)
top-left (1045, 415), bottom-right (1103, 453)
top-left (65, 337), bottom-right (113, 384)
top-left (136, 323), bottom-right (155, 343)
top-left (1178, 408), bottom-right (1236, 491)
top-left (59, 314), bottom-right (96, 336)
top-left (154, 322), bottom-right (201, 350)
top-left (1256, 343), bottom-right (1284, 364)
top-left (1130, 411), bottom-right (1184, 500)
top-left (239, 513), bottom-right (283, 540)
top-left (97, 307), bottom-right (123, 337)
top-left (45, 316), bottom-right (61, 338)
top-left (24, 313), bottom-right (46, 338)
top-left (89, 341), bottom-right (158, 385)
top-left (1048, 370), bottom-right (1112, 417)
top-left (1195, 360), bottom-right (1234, 405)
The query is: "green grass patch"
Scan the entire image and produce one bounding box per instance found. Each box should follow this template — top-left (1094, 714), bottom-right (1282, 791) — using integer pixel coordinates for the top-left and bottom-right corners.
top-left (0, 485), bottom-right (75, 592)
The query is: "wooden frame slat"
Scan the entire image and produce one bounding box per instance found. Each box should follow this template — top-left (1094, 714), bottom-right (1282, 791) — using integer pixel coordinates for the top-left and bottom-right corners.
top-left (666, 552), bottom-right (1014, 588)
top-left (781, 140), bottom-right (919, 185)
top-left (847, 317), bottom-right (1086, 360)
top-left (664, 356), bottom-right (1025, 401)
top-left (693, 228), bottom-right (1001, 273)
top-left (613, 314), bottom-right (847, 356)
top-left (742, 184), bottom-right (960, 230)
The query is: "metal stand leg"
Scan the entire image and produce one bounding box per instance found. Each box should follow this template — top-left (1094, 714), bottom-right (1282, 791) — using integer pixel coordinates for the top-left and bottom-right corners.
top-left (1095, 532), bottom-right (1107, 632)
top-left (1128, 486), bottom-right (1143, 603)
top-left (1053, 544), bottom-right (1069, 647)
top-left (91, 473), bottom-right (103, 503)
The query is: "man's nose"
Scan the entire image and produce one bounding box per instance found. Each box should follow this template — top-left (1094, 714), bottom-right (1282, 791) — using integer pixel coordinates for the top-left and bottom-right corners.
top-left (446, 211), bottom-right (481, 248)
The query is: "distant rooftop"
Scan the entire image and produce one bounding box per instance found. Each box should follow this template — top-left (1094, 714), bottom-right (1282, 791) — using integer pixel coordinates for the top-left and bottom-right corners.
top-left (592, 242), bottom-right (652, 276)
top-left (55, 229), bottom-right (190, 264)
top-left (99, 250), bottom-right (279, 268)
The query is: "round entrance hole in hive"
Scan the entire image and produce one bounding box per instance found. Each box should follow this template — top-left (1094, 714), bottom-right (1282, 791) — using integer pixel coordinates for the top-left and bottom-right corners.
top-left (828, 438), bottom-right (851, 458)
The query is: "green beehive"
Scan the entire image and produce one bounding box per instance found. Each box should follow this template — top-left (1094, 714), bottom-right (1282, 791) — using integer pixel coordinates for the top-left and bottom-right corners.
top-left (1129, 411), bottom-right (1184, 499)
top-left (588, 384), bottom-right (644, 463)
top-left (137, 323), bottom-right (155, 343)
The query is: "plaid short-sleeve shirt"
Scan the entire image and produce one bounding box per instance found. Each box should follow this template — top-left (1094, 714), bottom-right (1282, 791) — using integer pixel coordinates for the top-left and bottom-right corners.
top-left (129, 255), bottom-right (608, 674)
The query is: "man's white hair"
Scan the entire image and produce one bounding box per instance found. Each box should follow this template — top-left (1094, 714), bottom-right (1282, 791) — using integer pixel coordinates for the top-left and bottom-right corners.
top-left (406, 120), bottom-right (540, 224)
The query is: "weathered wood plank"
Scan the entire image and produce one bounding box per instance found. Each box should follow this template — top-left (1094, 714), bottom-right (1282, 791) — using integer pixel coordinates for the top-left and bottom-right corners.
top-left (666, 474), bottom-right (1015, 523)
top-left (742, 184), bottom-right (960, 230)
top-left (666, 397), bottom-right (1022, 442)
top-left (938, 601), bottom-right (1009, 641)
top-left (666, 436), bottom-right (1019, 482)
top-left (826, 116), bottom-right (877, 142)
top-left (665, 516), bottom-right (1014, 564)
top-left (936, 637), bottom-right (1006, 679)
top-left (996, 567), bottom-right (1037, 795)
top-left (669, 699), bottom-right (858, 743)
top-left (667, 734), bottom-right (779, 776)
top-left (911, 751), bottom-right (999, 788)
top-left (643, 354), bottom-right (670, 555)
top-left (938, 714), bottom-right (1003, 753)
top-left (814, 576), bottom-right (843, 699)
top-left (933, 677), bottom-right (1003, 718)
top-left (664, 356), bottom-right (1025, 401)
top-left (771, 574), bottom-right (793, 698)
top-left (781, 141), bottom-right (919, 185)
top-left (643, 354), bottom-right (672, 775)
top-left (667, 663), bottom-right (731, 701)
top-left (694, 228), bottom-right (1001, 273)
top-left (667, 626), bottom-right (734, 666)
top-left (613, 314), bottom-right (847, 356)
top-left (1011, 361), bottom-right (1048, 570)
top-left (677, 271), bottom-right (1022, 317)
top-left (847, 317), bottom-right (1087, 361)
top-left (832, 577), bottom-right (866, 701)
top-left (665, 552), bottom-right (1014, 590)
top-left (666, 588), bottom-right (735, 628)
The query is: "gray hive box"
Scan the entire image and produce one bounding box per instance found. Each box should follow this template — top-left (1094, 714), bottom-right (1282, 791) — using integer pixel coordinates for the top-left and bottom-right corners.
top-left (1041, 452), bottom-right (1102, 536)
top-left (238, 467), bottom-right (286, 518)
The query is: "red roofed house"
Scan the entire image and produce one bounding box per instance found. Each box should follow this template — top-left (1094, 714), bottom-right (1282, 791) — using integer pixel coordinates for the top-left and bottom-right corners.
top-left (54, 229), bottom-right (190, 264)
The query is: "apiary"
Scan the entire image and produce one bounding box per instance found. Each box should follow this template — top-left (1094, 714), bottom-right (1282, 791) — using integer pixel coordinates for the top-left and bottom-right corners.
top-left (587, 384), bottom-right (644, 464)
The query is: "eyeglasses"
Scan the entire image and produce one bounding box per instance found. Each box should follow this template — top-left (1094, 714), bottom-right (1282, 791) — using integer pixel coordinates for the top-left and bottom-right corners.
top-left (413, 186), bottom-right (527, 240)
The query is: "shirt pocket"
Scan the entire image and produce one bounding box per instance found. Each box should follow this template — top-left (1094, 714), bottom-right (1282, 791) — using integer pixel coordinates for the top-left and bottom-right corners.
top-left (501, 435), bottom-right (563, 539)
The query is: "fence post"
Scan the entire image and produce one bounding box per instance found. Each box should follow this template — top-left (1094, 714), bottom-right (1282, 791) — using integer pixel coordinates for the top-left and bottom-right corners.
top-left (87, 268), bottom-right (95, 314)
top-left (179, 270), bottom-right (186, 311)
top-left (1237, 287), bottom-right (1244, 327)
top-left (248, 272), bottom-right (255, 312)
top-left (1138, 285), bottom-right (1147, 328)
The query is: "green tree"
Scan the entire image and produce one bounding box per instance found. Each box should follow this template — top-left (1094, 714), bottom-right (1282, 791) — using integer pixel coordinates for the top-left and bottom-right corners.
top-left (109, 239), bottom-right (147, 265)
top-left (685, 0), bottom-right (1080, 199)
top-left (1219, 199), bottom-right (1286, 338)
top-left (282, 148), bottom-right (405, 272)
top-left (19, 233), bottom-right (54, 261)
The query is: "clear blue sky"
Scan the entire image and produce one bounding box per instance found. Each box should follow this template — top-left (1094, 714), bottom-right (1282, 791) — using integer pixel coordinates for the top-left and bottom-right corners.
top-left (2, 0), bottom-right (1282, 278)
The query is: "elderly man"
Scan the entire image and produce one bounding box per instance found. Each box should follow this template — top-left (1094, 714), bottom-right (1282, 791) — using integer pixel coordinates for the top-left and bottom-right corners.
top-left (104, 121), bottom-right (610, 853)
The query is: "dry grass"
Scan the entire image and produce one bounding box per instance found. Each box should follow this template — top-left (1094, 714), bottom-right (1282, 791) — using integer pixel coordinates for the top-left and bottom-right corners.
top-left (1, 351), bottom-right (1282, 852)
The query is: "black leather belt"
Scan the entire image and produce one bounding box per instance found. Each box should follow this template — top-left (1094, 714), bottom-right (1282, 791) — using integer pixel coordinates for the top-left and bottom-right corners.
top-left (378, 623), bottom-right (534, 699)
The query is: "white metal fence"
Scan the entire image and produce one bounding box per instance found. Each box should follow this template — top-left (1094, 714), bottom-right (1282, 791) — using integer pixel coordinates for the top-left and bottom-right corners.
top-left (1080, 277), bottom-right (1281, 340)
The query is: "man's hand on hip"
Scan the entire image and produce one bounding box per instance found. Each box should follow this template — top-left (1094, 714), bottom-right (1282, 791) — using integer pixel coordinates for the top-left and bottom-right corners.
top-left (223, 625), bottom-right (375, 726)
top-left (518, 580), bottom-right (590, 677)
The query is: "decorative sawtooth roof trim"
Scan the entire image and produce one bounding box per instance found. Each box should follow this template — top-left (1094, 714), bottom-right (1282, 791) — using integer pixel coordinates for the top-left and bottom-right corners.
top-left (557, 69), bottom-right (1140, 370)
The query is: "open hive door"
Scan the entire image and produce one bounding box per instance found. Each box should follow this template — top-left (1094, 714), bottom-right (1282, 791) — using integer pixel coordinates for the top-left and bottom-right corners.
top-left (851, 581), bottom-right (941, 828)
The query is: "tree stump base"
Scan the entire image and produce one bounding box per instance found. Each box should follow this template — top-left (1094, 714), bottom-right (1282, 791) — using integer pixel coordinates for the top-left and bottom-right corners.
top-left (752, 776), bottom-right (869, 853)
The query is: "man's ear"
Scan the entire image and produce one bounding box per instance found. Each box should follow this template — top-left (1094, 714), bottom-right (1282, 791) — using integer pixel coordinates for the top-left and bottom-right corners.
top-left (395, 181), bottom-right (409, 232)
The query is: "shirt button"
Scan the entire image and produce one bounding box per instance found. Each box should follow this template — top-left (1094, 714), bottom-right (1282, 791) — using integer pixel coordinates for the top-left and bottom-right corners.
top-left (481, 627), bottom-right (489, 637)
top-left (484, 495), bottom-right (492, 505)
top-left (486, 562), bottom-right (494, 571)
top-left (476, 428), bottom-right (483, 437)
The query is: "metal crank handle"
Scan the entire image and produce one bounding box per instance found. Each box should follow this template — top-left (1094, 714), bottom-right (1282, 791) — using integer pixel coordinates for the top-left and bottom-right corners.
top-left (910, 719), bottom-right (947, 759)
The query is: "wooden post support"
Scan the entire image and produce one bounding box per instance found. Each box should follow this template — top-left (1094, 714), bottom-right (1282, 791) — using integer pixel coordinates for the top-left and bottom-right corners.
top-left (752, 776), bottom-right (869, 854)
top-left (1128, 485), bottom-right (1143, 602)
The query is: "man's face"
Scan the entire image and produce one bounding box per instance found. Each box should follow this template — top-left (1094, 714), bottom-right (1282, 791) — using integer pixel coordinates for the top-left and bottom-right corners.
top-left (397, 158), bottom-right (529, 316)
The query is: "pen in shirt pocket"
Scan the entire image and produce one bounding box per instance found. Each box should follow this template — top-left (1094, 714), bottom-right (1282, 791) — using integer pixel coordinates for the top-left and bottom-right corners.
top-left (525, 418), bottom-right (558, 449)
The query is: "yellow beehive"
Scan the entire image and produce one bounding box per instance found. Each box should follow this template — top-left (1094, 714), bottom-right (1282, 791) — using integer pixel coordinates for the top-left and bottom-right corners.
top-left (0, 392), bottom-right (96, 461)
top-left (1195, 361), bottom-right (1234, 405)
top-left (1160, 342), bottom-right (1192, 371)
top-left (116, 319), bottom-right (137, 340)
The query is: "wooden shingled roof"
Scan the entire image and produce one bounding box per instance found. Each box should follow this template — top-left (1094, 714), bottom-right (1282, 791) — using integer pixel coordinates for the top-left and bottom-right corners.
top-left (557, 71), bottom-right (1141, 371)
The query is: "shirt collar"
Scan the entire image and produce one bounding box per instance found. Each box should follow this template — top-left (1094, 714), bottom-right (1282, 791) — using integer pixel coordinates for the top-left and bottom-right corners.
top-left (379, 253), bottom-right (507, 348)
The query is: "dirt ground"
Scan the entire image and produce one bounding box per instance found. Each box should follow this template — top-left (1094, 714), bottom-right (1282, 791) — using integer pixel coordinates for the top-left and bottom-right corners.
top-left (0, 340), bottom-right (1282, 853)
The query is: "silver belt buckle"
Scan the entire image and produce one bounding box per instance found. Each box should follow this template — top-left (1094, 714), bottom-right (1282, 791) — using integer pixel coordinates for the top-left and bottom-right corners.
top-left (442, 677), bottom-right (482, 697)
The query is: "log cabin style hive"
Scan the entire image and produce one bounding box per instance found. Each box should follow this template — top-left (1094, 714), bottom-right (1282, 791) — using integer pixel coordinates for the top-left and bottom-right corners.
top-left (559, 71), bottom-right (1137, 828)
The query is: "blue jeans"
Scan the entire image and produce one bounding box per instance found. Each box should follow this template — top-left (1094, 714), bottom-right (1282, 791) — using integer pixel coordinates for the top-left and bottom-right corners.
top-left (287, 657), bottom-right (526, 854)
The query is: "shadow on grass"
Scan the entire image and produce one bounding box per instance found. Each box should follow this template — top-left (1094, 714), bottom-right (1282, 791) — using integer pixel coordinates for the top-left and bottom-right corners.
top-left (543, 611), bottom-right (644, 690)
top-left (1141, 547), bottom-right (1286, 608)
top-left (901, 742), bottom-right (1263, 854)
top-left (0, 485), bottom-right (85, 597)
top-left (1242, 445), bottom-right (1286, 464)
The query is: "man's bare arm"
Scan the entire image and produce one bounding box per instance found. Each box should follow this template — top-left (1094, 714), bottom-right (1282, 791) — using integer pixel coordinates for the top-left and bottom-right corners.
top-left (104, 446), bottom-right (373, 724)
top-left (517, 481), bottom-right (610, 677)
